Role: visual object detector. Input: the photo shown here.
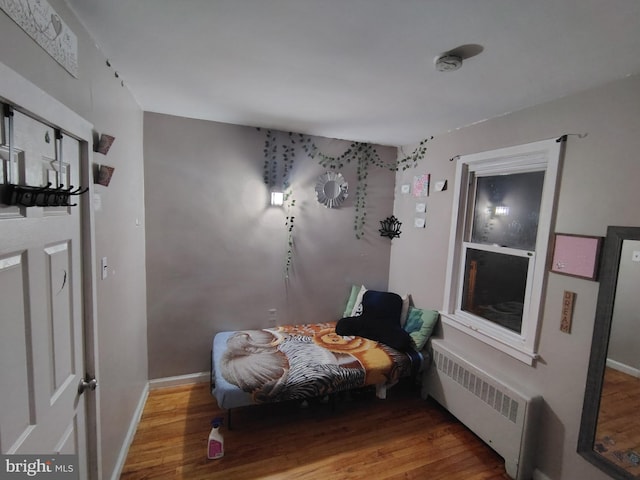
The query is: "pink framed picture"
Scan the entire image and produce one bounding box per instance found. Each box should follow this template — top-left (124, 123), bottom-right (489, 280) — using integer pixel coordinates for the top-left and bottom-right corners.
top-left (96, 165), bottom-right (115, 187)
top-left (550, 233), bottom-right (603, 280)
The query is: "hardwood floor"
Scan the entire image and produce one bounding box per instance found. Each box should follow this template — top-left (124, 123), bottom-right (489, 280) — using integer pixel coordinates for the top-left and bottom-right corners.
top-left (121, 380), bottom-right (510, 479)
top-left (593, 367), bottom-right (640, 475)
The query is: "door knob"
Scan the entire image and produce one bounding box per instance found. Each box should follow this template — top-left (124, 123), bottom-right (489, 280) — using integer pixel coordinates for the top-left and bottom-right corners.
top-left (78, 376), bottom-right (98, 394)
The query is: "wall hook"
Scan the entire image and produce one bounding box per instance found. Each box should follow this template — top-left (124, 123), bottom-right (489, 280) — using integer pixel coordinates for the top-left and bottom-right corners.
top-left (3, 182), bottom-right (89, 207)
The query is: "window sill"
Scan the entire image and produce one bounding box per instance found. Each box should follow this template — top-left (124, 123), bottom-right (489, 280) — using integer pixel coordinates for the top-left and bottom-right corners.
top-left (440, 312), bottom-right (539, 366)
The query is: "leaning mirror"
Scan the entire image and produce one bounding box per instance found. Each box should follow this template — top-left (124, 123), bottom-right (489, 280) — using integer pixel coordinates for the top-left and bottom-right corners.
top-left (578, 226), bottom-right (640, 479)
top-left (315, 171), bottom-right (348, 208)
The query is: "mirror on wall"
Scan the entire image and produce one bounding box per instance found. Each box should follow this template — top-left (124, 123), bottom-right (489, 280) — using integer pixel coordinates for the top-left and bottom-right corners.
top-left (578, 226), bottom-right (640, 479)
top-left (315, 171), bottom-right (348, 208)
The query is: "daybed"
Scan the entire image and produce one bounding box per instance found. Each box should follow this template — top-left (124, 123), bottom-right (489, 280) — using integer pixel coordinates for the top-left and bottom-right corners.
top-left (210, 288), bottom-right (439, 425)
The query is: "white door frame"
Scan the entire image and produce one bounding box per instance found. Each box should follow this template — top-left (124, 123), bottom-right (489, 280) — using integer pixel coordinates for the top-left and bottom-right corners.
top-left (0, 61), bottom-right (101, 479)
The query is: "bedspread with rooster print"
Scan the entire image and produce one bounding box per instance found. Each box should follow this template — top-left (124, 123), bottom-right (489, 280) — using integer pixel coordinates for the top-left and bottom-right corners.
top-left (211, 322), bottom-right (421, 409)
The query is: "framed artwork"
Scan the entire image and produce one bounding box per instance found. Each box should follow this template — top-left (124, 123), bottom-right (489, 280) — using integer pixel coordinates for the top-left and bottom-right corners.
top-left (412, 173), bottom-right (430, 197)
top-left (1, 0), bottom-right (78, 77)
top-left (550, 233), bottom-right (603, 280)
top-left (96, 165), bottom-right (115, 187)
top-left (96, 134), bottom-right (116, 155)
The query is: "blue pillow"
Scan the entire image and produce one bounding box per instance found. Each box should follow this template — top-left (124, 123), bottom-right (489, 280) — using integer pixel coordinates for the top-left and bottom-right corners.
top-left (403, 307), bottom-right (439, 350)
top-left (343, 284), bottom-right (363, 317)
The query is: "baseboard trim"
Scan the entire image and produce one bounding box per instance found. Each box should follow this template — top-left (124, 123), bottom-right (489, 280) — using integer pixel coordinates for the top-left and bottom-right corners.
top-left (606, 358), bottom-right (640, 378)
top-left (110, 383), bottom-right (149, 480)
top-left (148, 371), bottom-right (210, 390)
top-left (108, 373), bottom-right (209, 479)
top-left (532, 468), bottom-right (553, 480)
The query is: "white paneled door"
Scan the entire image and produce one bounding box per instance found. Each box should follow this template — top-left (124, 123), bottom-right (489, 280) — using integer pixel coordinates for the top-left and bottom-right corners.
top-left (0, 109), bottom-right (88, 478)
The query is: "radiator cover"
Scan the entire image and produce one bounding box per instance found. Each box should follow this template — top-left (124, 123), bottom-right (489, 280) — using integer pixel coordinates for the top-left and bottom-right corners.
top-left (424, 338), bottom-right (542, 480)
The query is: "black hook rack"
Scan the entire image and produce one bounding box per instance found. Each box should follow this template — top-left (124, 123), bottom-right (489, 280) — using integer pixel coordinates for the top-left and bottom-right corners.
top-left (3, 183), bottom-right (89, 207)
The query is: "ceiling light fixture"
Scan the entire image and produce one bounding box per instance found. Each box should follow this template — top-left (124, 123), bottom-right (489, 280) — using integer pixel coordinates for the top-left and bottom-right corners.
top-left (435, 54), bottom-right (463, 72)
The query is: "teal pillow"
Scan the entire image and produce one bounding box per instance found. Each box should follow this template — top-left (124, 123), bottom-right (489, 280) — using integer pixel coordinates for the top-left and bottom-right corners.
top-left (403, 307), bottom-right (439, 350)
top-left (343, 285), bottom-right (362, 317)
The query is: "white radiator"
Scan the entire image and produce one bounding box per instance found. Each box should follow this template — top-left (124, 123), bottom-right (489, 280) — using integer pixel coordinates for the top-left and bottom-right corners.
top-left (424, 338), bottom-right (541, 480)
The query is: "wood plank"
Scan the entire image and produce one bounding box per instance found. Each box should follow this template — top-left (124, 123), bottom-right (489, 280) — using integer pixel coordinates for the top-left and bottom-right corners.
top-left (121, 381), bottom-right (511, 479)
top-left (593, 367), bottom-right (640, 476)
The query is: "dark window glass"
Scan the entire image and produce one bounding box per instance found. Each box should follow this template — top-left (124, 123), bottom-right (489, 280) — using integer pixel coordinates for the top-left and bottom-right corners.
top-left (471, 171), bottom-right (545, 250)
top-left (461, 248), bottom-right (529, 333)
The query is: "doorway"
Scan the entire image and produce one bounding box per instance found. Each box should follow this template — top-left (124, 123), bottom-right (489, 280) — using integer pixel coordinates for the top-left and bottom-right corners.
top-left (0, 62), bottom-right (98, 479)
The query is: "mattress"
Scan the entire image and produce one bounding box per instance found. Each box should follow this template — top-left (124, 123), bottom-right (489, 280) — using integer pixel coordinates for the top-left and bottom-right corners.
top-left (211, 321), bottom-right (423, 410)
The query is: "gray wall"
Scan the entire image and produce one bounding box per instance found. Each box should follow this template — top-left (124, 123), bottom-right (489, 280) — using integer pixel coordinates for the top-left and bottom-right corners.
top-left (5, 4), bottom-right (637, 479)
top-left (608, 239), bottom-right (640, 371)
top-left (389, 74), bottom-right (640, 480)
top-left (0, 3), bottom-right (148, 479)
top-left (144, 112), bottom-right (396, 378)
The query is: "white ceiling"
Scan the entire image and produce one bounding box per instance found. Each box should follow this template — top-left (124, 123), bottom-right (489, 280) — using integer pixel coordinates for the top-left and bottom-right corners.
top-left (66, 0), bottom-right (640, 146)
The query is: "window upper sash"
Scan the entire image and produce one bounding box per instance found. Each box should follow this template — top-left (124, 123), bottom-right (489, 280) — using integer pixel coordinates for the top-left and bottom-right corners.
top-left (441, 138), bottom-right (564, 365)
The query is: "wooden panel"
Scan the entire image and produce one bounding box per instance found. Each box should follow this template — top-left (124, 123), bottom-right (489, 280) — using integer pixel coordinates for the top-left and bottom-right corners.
top-left (43, 159), bottom-right (70, 217)
top-left (560, 290), bottom-right (576, 333)
top-left (0, 145), bottom-right (20, 185)
top-left (0, 253), bottom-right (34, 453)
top-left (12, 110), bottom-right (56, 187)
top-left (55, 419), bottom-right (78, 455)
top-left (44, 242), bottom-right (74, 394)
top-left (0, 146), bottom-right (25, 219)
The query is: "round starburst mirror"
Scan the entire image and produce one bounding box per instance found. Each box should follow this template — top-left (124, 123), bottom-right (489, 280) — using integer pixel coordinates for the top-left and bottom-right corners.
top-left (315, 171), bottom-right (348, 208)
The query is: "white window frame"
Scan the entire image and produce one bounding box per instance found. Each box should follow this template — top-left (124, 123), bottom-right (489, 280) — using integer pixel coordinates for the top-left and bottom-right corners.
top-left (441, 139), bottom-right (563, 365)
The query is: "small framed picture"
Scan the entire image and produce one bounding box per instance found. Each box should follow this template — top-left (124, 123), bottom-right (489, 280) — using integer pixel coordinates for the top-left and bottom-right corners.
top-left (95, 134), bottom-right (116, 155)
top-left (96, 165), bottom-right (115, 187)
top-left (412, 174), bottom-right (430, 197)
top-left (550, 233), bottom-right (603, 280)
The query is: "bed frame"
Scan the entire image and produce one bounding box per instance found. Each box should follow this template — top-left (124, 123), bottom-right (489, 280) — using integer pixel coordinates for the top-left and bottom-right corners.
top-left (210, 322), bottom-right (424, 428)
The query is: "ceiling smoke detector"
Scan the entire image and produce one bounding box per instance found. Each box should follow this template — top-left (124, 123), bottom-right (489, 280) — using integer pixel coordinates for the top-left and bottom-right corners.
top-left (435, 54), bottom-right (463, 72)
